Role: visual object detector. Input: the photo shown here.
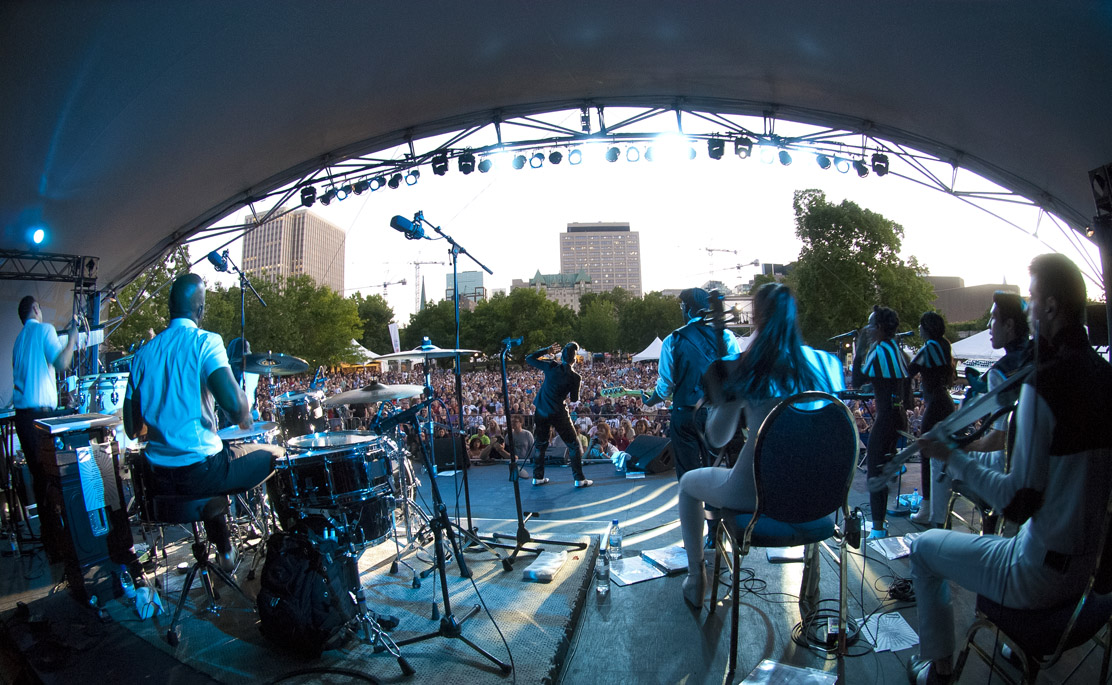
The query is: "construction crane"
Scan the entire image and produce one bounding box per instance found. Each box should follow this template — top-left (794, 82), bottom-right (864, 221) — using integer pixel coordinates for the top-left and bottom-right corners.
top-left (704, 247), bottom-right (739, 284)
top-left (375, 278), bottom-right (406, 291)
top-left (411, 260), bottom-right (445, 311)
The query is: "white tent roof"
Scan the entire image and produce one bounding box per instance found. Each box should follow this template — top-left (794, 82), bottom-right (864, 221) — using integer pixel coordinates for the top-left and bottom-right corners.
top-left (950, 330), bottom-right (1002, 361)
top-left (736, 334), bottom-right (753, 353)
top-left (632, 337), bottom-right (664, 362)
top-left (350, 339), bottom-right (378, 362)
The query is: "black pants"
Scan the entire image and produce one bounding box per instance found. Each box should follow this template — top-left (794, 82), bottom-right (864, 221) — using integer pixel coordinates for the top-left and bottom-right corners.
top-left (147, 448), bottom-right (274, 553)
top-left (670, 405), bottom-right (710, 481)
top-left (531, 412), bottom-right (585, 481)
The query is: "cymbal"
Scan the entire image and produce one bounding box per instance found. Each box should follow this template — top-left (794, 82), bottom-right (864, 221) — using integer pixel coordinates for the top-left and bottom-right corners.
top-left (377, 342), bottom-right (479, 361)
top-left (322, 381), bottom-right (426, 406)
top-left (240, 352), bottom-right (310, 376)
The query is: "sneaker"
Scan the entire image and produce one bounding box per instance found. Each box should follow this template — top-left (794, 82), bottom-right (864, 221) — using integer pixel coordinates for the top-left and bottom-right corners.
top-left (910, 503), bottom-right (932, 524)
top-left (574, 479), bottom-right (594, 488)
top-left (907, 655), bottom-right (952, 684)
top-left (532, 477), bottom-right (550, 486)
top-left (216, 547), bottom-right (237, 573)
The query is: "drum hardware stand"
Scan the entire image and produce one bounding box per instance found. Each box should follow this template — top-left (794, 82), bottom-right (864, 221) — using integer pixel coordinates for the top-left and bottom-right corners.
top-left (210, 248), bottom-right (266, 394)
top-left (389, 408), bottom-right (512, 675)
top-left (476, 340), bottom-right (588, 564)
top-left (339, 552), bottom-right (416, 676)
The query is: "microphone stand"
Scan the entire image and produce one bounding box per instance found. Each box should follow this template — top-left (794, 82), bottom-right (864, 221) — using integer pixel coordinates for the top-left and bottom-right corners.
top-left (412, 213), bottom-right (491, 535)
top-left (476, 340), bottom-right (587, 565)
top-left (223, 251), bottom-right (266, 391)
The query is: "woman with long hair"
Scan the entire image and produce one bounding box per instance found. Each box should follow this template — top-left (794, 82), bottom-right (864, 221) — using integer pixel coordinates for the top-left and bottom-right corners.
top-left (677, 283), bottom-right (844, 610)
top-left (907, 311), bottom-right (954, 525)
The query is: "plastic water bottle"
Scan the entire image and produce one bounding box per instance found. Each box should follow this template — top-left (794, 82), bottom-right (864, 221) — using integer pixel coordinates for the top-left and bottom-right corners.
top-left (608, 519), bottom-right (623, 561)
top-left (910, 488), bottom-right (922, 513)
top-left (595, 545), bottom-right (610, 596)
top-left (119, 565), bottom-right (136, 600)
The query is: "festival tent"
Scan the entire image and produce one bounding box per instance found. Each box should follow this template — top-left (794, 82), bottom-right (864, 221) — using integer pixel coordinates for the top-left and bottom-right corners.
top-left (350, 339), bottom-right (379, 363)
top-left (950, 330), bottom-right (1003, 361)
top-left (632, 337), bottom-right (663, 362)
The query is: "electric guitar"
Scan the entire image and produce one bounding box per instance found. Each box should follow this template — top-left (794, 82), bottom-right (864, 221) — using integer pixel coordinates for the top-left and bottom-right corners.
top-left (701, 290), bottom-right (744, 449)
top-left (600, 386), bottom-right (652, 399)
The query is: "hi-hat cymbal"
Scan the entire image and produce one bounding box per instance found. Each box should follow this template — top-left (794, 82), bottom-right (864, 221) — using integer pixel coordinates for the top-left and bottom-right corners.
top-left (240, 352), bottom-right (310, 376)
top-left (323, 381), bottom-right (426, 406)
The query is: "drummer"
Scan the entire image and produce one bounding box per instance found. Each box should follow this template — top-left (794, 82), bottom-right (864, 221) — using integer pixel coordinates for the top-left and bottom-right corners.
top-left (124, 274), bottom-right (277, 572)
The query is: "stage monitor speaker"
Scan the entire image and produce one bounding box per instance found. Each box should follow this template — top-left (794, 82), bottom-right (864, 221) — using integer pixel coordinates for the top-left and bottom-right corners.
top-left (625, 435), bottom-right (674, 474)
top-left (542, 440), bottom-right (569, 466)
top-left (1087, 303), bottom-right (1109, 347)
top-left (433, 436), bottom-right (468, 470)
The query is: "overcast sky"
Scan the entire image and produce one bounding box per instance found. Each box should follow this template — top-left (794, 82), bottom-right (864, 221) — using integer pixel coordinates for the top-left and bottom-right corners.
top-left (193, 146), bottom-right (1102, 326)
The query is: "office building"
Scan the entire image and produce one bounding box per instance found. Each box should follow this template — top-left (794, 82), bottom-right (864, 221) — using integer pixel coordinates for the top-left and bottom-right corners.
top-left (241, 208), bottom-right (345, 293)
top-left (445, 270), bottom-right (486, 303)
top-left (559, 222), bottom-right (642, 297)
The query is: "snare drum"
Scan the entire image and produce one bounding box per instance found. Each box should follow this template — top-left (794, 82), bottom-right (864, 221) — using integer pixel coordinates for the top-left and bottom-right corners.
top-left (275, 390), bottom-right (326, 439)
top-left (277, 431), bottom-right (392, 507)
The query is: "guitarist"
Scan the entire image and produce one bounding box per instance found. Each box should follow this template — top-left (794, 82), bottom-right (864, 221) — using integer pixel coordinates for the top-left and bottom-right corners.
top-left (642, 287), bottom-right (741, 481)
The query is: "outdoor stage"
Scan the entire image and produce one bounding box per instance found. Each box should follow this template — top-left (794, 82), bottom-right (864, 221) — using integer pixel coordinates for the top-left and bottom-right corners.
top-left (1, 458), bottom-right (1108, 684)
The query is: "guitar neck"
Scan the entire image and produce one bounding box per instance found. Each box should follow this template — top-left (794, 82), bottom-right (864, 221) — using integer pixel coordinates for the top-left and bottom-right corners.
top-left (601, 387), bottom-right (648, 399)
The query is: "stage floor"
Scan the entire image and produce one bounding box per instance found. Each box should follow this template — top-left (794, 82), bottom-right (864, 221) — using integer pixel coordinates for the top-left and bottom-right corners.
top-left (1, 458), bottom-right (1107, 684)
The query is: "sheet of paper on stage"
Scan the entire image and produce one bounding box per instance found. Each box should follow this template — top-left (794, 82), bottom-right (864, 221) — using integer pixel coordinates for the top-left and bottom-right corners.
top-left (609, 556), bottom-right (666, 586)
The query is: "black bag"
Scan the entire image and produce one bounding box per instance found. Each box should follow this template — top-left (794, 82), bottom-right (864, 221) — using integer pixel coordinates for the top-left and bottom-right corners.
top-left (256, 531), bottom-right (358, 656)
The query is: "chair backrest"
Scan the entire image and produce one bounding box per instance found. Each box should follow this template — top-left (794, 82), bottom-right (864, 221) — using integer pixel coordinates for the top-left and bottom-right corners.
top-left (751, 392), bottom-right (859, 525)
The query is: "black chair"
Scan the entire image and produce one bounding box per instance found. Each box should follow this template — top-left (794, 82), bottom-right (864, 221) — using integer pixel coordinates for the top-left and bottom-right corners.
top-left (708, 391), bottom-right (859, 682)
top-left (131, 455), bottom-right (251, 646)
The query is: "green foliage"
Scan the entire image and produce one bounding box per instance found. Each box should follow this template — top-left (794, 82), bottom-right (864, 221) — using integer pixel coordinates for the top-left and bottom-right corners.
top-left (787, 189), bottom-right (936, 347)
top-left (349, 292), bottom-right (395, 355)
top-left (104, 246), bottom-right (193, 352)
top-left (575, 298), bottom-right (619, 353)
top-left (748, 272), bottom-right (778, 294)
top-left (400, 299), bottom-right (459, 351)
top-left (618, 291), bottom-right (682, 352)
top-left (205, 274), bottom-right (362, 367)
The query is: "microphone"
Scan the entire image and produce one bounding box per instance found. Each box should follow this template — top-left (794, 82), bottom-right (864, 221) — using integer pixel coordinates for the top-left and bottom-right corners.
top-left (502, 336), bottom-right (523, 348)
top-left (390, 214), bottom-right (425, 240)
top-left (207, 250), bottom-right (228, 272)
top-left (895, 330), bottom-right (915, 338)
top-left (828, 329), bottom-right (859, 341)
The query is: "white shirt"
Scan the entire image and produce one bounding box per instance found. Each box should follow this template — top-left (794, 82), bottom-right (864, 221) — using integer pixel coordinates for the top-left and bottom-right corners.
top-left (12, 319), bottom-right (64, 410)
top-left (127, 318), bottom-right (229, 468)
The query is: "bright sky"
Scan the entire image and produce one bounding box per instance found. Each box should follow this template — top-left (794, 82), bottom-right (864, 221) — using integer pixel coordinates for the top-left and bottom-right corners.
top-left (192, 147), bottom-right (1103, 326)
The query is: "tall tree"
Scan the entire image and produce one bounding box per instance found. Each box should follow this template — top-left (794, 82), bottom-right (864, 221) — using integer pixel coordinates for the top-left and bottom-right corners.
top-left (103, 246), bottom-right (192, 352)
top-left (576, 298), bottom-right (620, 353)
top-left (787, 189), bottom-right (935, 346)
top-left (618, 291), bottom-right (683, 352)
top-left (349, 291), bottom-right (395, 355)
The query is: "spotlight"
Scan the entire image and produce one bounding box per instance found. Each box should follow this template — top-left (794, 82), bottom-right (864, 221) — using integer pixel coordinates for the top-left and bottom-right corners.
top-left (568, 149), bottom-right (583, 165)
top-left (431, 153), bottom-right (449, 176)
top-left (336, 185), bottom-right (351, 200)
top-left (759, 145), bottom-right (776, 164)
top-left (369, 176), bottom-right (386, 191)
top-left (478, 157), bottom-right (493, 173)
top-left (853, 160), bottom-right (869, 178)
top-left (405, 169), bottom-right (420, 185)
top-left (388, 174), bottom-right (402, 189)
top-left (530, 152), bottom-right (544, 168)
top-left (815, 154), bottom-right (831, 170)
top-left (605, 147), bottom-right (620, 163)
top-left (871, 153), bottom-right (889, 176)
top-left (645, 147), bottom-right (654, 162)
top-left (300, 186), bottom-right (316, 207)
top-left (352, 180), bottom-right (369, 195)
top-left (834, 157), bottom-right (851, 173)
top-left (687, 146), bottom-right (697, 160)
top-left (32, 228), bottom-right (45, 245)
top-left (778, 150), bottom-right (792, 166)
top-left (512, 154), bottom-right (526, 170)
top-left (734, 137), bottom-right (753, 159)
top-left (458, 152), bottom-right (476, 174)
top-left (320, 188), bottom-right (337, 205)
top-left (580, 108), bottom-right (591, 133)
top-left (626, 147), bottom-right (640, 162)
top-left (549, 150), bottom-right (563, 165)
top-left (707, 138), bottom-right (725, 160)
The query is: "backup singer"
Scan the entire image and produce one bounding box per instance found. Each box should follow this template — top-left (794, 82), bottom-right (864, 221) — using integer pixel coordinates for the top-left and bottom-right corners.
top-left (123, 274), bottom-right (276, 571)
top-left (907, 311), bottom-right (955, 525)
top-left (527, 342), bottom-right (592, 488)
top-left (852, 305), bottom-right (910, 539)
top-left (907, 254), bottom-right (1112, 685)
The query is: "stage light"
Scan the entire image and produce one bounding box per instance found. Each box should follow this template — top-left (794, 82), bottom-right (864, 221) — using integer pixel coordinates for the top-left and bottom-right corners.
top-left (871, 153), bottom-right (889, 176)
top-left (568, 149), bottom-right (583, 165)
top-left (707, 138), bottom-right (725, 160)
top-left (458, 152), bottom-right (476, 174)
top-left (388, 174), bottom-right (402, 189)
top-left (369, 176), bottom-right (385, 191)
top-left (478, 157), bottom-right (493, 173)
top-left (759, 145), bottom-right (776, 164)
top-left (834, 157), bottom-right (851, 173)
top-left (815, 154), bottom-right (831, 170)
top-left (580, 108), bottom-right (591, 133)
top-left (605, 147), bottom-right (620, 163)
top-left (512, 154), bottom-right (526, 170)
top-left (530, 152), bottom-right (544, 168)
top-left (644, 147), bottom-right (654, 162)
top-left (32, 228), bottom-right (45, 245)
top-left (734, 137), bottom-right (753, 159)
top-left (687, 146), bottom-right (697, 160)
top-left (320, 188), bottom-right (337, 205)
top-left (405, 169), bottom-right (420, 185)
top-left (336, 185), bottom-right (351, 200)
top-left (352, 180), bottom-right (369, 195)
top-left (853, 159), bottom-right (869, 177)
top-left (300, 186), bottom-right (316, 207)
top-left (778, 150), bottom-right (792, 166)
top-left (549, 150), bottom-right (563, 165)
top-left (431, 153), bottom-right (449, 176)
top-left (626, 147), bottom-right (640, 162)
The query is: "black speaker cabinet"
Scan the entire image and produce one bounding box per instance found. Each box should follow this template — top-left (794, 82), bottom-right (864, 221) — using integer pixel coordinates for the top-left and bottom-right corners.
top-left (433, 436), bottom-right (468, 470)
top-left (625, 435), bottom-right (674, 473)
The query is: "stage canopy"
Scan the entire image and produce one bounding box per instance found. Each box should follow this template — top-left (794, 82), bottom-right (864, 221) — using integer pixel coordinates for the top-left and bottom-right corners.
top-left (632, 337), bottom-right (664, 362)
